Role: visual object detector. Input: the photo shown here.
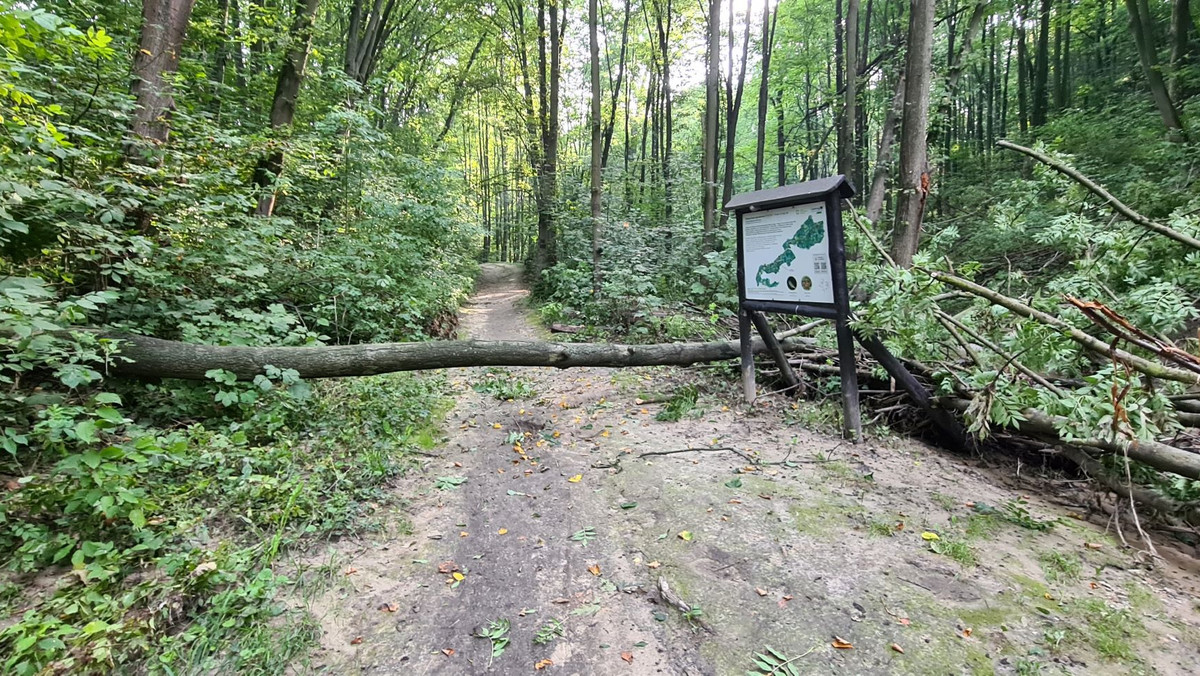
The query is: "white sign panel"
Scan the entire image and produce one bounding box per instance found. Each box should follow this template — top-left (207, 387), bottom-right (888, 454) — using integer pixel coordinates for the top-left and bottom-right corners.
top-left (741, 201), bottom-right (833, 304)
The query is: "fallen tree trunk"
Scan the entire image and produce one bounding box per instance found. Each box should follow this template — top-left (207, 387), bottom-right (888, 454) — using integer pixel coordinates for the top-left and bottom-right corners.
top-left (106, 334), bottom-right (816, 381)
top-left (941, 398), bottom-right (1200, 480)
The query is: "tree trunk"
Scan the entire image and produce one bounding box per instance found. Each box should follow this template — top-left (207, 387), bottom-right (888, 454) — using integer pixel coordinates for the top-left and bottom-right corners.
top-left (105, 334), bottom-right (816, 381)
top-left (719, 1), bottom-right (752, 230)
top-left (1031, 0), bottom-right (1051, 126)
top-left (754, 1), bottom-right (778, 190)
top-left (128, 0), bottom-right (198, 151)
top-left (701, 0), bottom-right (721, 252)
top-left (889, 0), bottom-right (935, 268)
top-left (840, 0), bottom-right (859, 179)
top-left (775, 86), bottom-right (785, 186)
top-left (865, 72), bottom-right (905, 224)
top-left (1125, 0), bottom-right (1188, 140)
top-left (1170, 0), bottom-right (1194, 98)
top-left (601, 0), bottom-right (632, 168)
top-left (252, 0), bottom-right (321, 217)
top-left (589, 0), bottom-right (602, 293)
top-left (533, 0), bottom-right (562, 277)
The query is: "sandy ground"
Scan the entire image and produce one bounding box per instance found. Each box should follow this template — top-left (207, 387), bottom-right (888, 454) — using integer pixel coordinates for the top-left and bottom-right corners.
top-left (290, 263), bottom-right (1200, 675)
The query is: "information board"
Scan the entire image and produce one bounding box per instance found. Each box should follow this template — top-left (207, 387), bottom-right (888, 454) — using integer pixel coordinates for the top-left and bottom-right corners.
top-left (741, 201), bottom-right (833, 304)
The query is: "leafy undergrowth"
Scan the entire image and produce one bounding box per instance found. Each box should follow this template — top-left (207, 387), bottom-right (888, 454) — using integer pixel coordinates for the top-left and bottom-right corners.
top-left (0, 371), bottom-right (447, 675)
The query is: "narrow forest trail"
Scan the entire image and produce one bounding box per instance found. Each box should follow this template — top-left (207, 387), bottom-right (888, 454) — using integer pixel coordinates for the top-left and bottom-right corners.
top-left (297, 264), bottom-right (1200, 676)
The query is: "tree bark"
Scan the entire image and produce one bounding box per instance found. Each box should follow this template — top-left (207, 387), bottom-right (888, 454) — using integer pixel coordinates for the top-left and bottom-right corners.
top-left (865, 72), bottom-right (905, 224)
top-left (839, 0), bottom-right (859, 180)
top-left (105, 334), bottom-right (816, 381)
top-left (128, 0), bottom-right (198, 150)
top-left (1031, 0), bottom-right (1051, 126)
top-left (1125, 0), bottom-right (1188, 140)
top-left (601, 0), bottom-right (632, 168)
top-left (589, 0), bottom-right (602, 293)
top-left (252, 0), bottom-right (321, 217)
top-left (719, 0), bottom-right (752, 231)
top-left (701, 0), bottom-right (721, 252)
top-left (889, 0), bottom-right (935, 268)
top-left (1170, 0), bottom-right (1194, 98)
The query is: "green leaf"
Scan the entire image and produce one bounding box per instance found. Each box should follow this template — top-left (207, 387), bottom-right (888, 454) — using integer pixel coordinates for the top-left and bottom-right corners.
top-left (129, 509), bottom-right (146, 529)
top-left (73, 420), bottom-right (98, 443)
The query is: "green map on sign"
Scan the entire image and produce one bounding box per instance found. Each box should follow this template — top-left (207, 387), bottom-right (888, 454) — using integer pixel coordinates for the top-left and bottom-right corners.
top-left (755, 216), bottom-right (825, 288)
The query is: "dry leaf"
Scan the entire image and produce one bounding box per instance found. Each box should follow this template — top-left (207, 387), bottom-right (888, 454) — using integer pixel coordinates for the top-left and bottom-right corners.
top-left (898, 617), bottom-right (911, 626)
top-left (492, 423), bottom-right (502, 429)
top-left (453, 462), bottom-right (463, 468)
top-left (452, 572), bottom-right (465, 581)
top-left (588, 564), bottom-right (601, 576)
top-left (729, 499), bottom-right (742, 505)
top-left (961, 628), bottom-right (973, 638)
top-left (678, 530), bottom-right (693, 541)
top-left (442, 648), bottom-right (455, 656)
top-left (832, 637), bottom-right (854, 649)
top-left (350, 636), bottom-right (363, 645)
top-left (646, 561), bottom-right (661, 569)
top-left (758, 494), bottom-right (772, 500)
top-left (620, 651), bottom-right (633, 664)
top-left (568, 474), bottom-right (582, 483)
top-left (378, 602), bottom-right (399, 612)
top-left (344, 567), bottom-right (358, 575)
top-left (890, 643), bottom-right (904, 654)
top-left (551, 597), bottom-right (570, 604)
top-left (921, 531), bottom-right (939, 541)
top-left (437, 561), bottom-right (459, 574)
top-left (1084, 542), bottom-right (1103, 550)
top-left (535, 659), bottom-right (553, 670)
top-left (755, 588), bottom-right (768, 597)
top-left (895, 521), bottom-right (905, 531)
top-left (498, 528), bottom-right (509, 535)
top-left (460, 531), bottom-right (468, 537)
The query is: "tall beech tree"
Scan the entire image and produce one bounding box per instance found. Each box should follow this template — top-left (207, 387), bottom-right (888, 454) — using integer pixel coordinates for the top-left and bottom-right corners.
top-left (890, 0), bottom-right (935, 268)
top-left (128, 0), bottom-right (197, 149)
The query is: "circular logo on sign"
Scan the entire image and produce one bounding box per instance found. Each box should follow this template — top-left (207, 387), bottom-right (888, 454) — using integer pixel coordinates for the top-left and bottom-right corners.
top-left (801, 276), bottom-right (813, 291)
top-left (786, 276), bottom-right (798, 291)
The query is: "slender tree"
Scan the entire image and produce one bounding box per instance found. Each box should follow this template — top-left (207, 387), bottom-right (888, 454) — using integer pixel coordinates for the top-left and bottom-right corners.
top-left (701, 0), bottom-right (721, 252)
top-left (252, 0), bottom-right (321, 217)
top-left (890, 0), bottom-right (936, 268)
top-left (589, 0), bottom-right (602, 292)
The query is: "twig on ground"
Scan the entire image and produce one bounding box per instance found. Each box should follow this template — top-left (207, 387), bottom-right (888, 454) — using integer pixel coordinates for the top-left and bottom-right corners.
top-left (638, 446), bottom-right (758, 465)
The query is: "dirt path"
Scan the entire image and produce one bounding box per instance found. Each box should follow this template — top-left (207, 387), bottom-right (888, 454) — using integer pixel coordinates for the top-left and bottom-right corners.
top-left (297, 263), bottom-right (1200, 675)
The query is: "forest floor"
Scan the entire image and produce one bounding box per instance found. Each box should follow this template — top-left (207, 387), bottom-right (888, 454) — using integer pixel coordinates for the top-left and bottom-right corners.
top-left (289, 264), bottom-right (1200, 675)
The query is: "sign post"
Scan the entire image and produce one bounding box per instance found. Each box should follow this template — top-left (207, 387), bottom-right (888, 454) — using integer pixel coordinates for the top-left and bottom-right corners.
top-left (725, 176), bottom-right (861, 442)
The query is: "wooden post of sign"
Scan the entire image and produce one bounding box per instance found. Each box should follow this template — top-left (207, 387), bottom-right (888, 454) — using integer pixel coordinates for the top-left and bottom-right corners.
top-left (749, 311), bottom-right (801, 392)
top-left (826, 195), bottom-right (862, 442)
top-left (739, 307), bottom-right (755, 404)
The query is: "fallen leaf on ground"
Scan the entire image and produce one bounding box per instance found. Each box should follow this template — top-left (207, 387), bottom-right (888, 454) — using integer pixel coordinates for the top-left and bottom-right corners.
top-left (728, 499), bottom-right (742, 504)
top-left (678, 530), bottom-right (693, 541)
top-left (551, 597), bottom-right (570, 604)
top-left (437, 561), bottom-right (459, 574)
top-left (588, 564), bottom-right (601, 576)
top-left (378, 603), bottom-right (399, 612)
top-left (459, 531), bottom-right (468, 537)
top-left (1084, 542), bottom-right (1103, 549)
top-left (452, 572), bottom-right (465, 581)
top-left (344, 567), bottom-right (358, 575)
top-left (492, 423), bottom-right (502, 429)
top-left (350, 636), bottom-right (363, 645)
top-left (898, 617), bottom-right (911, 625)
top-left (620, 652), bottom-right (633, 663)
top-left (535, 659), bottom-right (553, 670)
top-left (755, 588), bottom-right (767, 597)
top-left (498, 528), bottom-right (508, 535)
top-left (890, 643), bottom-right (904, 653)
top-left (646, 561), bottom-right (661, 569)
top-left (453, 462), bottom-right (462, 467)
top-left (568, 474), bottom-right (582, 483)
top-left (832, 637), bottom-right (853, 649)
top-left (895, 521), bottom-right (905, 530)
top-left (758, 494), bottom-right (772, 500)
top-left (921, 532), bottom-right (939, 541)
top-left (961, 628), bottom-right (973, 638)
top-left (442, 648), bottom-right (455, 656)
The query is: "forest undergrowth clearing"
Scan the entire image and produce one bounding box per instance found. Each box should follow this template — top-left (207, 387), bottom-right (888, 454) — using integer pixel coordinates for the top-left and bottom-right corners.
top-left (289, 265), bottom-right (1200, 675)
